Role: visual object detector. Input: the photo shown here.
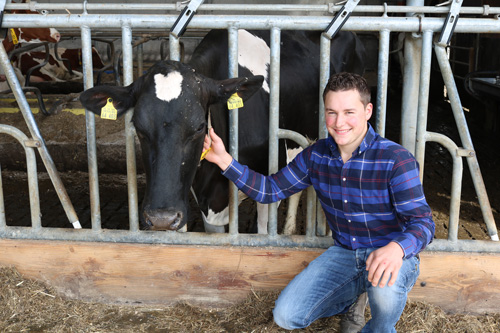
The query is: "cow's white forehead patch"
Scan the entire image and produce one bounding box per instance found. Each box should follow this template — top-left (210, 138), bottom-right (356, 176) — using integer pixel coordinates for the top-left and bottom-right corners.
top-left (154, 71), bottom-right (183, 102)
top-left (238, 30), bottom-right (270, 93)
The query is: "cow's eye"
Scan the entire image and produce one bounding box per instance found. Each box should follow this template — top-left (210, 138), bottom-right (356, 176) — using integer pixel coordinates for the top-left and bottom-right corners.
top-left (195, 123), bottom-right (206, 134)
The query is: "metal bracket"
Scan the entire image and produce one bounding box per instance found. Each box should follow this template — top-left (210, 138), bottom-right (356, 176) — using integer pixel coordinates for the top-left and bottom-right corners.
top-left (0, 0), bottom-right (7, 36)
top-left (437, 0), bottom-right (463, 46)
top-left (324, 0), bottom-right (359, 40)
top-left (24, 139), bottom-right (41, 148)
top-left (170, 0), bottom-right (204, 38)
top-left (456, 148), bottom-right (475, 157)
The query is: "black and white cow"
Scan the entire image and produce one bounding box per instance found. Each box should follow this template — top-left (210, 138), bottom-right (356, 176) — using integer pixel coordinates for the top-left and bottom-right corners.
top-left (79, 29), bottom-right (365, 233)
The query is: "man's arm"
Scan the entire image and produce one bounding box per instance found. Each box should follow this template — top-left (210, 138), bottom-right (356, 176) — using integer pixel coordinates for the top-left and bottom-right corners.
top-left (202, 128), bottom-right (311, 203)
top-left (366, 149), bottom-right (435, 288)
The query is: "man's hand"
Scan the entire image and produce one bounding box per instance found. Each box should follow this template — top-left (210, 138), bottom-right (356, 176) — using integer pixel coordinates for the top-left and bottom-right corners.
top-left (366, 242), bottom-right (404, 288)
top-left (202, 128), bottom-right (233, 170)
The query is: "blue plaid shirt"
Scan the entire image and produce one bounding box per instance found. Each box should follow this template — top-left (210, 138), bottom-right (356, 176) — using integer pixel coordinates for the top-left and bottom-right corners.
top-left (223, 124), bottom-right (435, 259)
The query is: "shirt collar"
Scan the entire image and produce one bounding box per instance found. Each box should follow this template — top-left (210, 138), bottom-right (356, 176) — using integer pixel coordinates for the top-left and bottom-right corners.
top-left (327, 123), bottom-right (377, 158)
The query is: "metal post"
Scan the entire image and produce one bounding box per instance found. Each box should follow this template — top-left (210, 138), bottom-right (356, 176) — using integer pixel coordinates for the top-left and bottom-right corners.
top-left (267, 27), bottom-right (281, 236)
top-left (227, 27), bottom-right (239, 236)
top-left (81, 25), bottom-right (101, 230)
top-left (400, 0), bottom-right (424, 154)
top-left (376, 29), bottom-right (390, 136)
top-left (122, 25), bottom-right (140, 232)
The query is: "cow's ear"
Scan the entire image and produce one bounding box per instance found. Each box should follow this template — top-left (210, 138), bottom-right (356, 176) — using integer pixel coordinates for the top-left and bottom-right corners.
top-left (79, 84), bottom-right (136, 118)
top-left (211, 75), bottom-right (264, 104)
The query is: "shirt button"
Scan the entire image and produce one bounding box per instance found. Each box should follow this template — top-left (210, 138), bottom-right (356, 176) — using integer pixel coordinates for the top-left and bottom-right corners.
top-left (348, 220), bottom-right (351, 223)
top-left (344, 200), bottom-right (347, 203)
top-left (343, 177), bottom-right (346, 181)
top-left (352, 238), bottom-right (356, 241)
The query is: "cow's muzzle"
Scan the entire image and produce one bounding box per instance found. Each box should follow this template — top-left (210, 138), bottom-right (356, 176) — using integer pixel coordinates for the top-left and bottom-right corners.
top-left (143, 209), bottom-right (184, 231)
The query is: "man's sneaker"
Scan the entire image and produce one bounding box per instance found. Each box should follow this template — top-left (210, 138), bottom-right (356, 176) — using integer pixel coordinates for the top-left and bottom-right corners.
top-left (339, 292), bottom-right (368, 333)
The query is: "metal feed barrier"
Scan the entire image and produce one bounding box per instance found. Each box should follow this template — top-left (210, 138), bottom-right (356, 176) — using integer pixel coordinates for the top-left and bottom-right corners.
top-left (0, 1), bottom-right (499, 252)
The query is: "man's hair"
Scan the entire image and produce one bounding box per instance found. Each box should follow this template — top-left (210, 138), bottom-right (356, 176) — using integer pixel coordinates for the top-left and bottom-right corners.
top-left (322, 72), bottom-right (371, 106)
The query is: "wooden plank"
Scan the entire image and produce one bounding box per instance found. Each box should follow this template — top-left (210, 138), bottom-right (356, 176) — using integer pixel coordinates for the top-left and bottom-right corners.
top-left (0, 239), bottom-right (499, 314)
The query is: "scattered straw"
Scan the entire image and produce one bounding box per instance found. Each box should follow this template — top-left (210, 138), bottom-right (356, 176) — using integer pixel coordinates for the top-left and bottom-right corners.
top-left (0, 266), bottom-right (498, 332)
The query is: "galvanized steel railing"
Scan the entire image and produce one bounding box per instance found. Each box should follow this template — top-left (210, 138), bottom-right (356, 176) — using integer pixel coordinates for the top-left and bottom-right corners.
top-left (0, 2), bottom-right (499, 253)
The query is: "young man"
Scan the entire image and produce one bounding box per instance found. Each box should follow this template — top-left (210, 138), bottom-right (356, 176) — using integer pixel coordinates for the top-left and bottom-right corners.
top-left (202, 72), bottom-right (435, 332)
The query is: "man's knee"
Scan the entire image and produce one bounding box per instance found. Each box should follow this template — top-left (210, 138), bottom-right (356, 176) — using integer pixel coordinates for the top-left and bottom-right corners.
top-left (273, 299), bottom-right (308, 330)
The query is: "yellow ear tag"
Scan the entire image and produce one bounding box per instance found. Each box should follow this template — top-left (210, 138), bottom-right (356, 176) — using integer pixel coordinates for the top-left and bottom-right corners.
top-left (227, 93), bottom-right (243, 110)
top-left (10, 29), bottom-right (18, 45)
top-left (100, 98), bottom-right (118, 120)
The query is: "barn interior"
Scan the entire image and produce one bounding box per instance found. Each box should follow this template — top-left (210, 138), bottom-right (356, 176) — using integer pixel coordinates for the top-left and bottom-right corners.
top-left (0, 0), bottom-right (499, 318)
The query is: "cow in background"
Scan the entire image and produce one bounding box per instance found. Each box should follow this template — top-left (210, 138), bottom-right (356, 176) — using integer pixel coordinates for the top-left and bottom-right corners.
top-left (0, 0), bottom-right (61, 91)
top-left (80, 29), bottom-right (366, 233)
top-left (15, 46), bottom-right (105, 83)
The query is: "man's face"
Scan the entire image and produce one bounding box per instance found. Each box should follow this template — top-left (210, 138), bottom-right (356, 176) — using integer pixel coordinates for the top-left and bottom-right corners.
top-left (324, 89), bottom-right (373, 156)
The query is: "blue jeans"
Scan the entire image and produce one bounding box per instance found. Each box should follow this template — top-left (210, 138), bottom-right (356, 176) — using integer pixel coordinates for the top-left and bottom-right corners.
top-left (273, 245), bottom-right (420, 332)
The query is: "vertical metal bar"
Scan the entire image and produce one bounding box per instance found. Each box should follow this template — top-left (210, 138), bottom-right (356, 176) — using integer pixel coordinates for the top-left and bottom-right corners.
top-left (169, 34), bottom-right (181, 61)
top-left (227, 27), bottom-right (239, 235)
top-left (415, 30), bottom-right (433, 181)
top-left (0, 42), bottom-right (80, 228)
top-left (376, 29), bottom-right (390, 136)
top-left (137, 43), bottom-right (144, 78)
top-left (122, 25), bottom-right (140, 232)
top-left (316, 33), bottom-right (331, 237)
top-left (434, 45), bottom-right (499, 241)
top-left (267, 27), bottom-right (281, 236)
top-left (81, 25), bottom-right (101, 230)
top-left (400, 0), bottom-right (424, 154)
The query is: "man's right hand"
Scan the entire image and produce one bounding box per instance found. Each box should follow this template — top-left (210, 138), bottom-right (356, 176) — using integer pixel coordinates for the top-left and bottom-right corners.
top-left (203, 128), bottom-right (233, 170)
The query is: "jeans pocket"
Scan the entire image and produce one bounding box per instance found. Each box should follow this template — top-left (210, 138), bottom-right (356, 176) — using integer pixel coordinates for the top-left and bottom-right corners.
top-left (403, 256), bottom-right (420, 291)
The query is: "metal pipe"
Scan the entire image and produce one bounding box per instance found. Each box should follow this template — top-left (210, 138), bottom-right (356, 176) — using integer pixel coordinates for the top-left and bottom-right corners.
top-left (169, 34), bottom-right (181, 61)
top-left (122, 26), bottom-right (140, 232)
top-left (376, 29), bottom-right (390, 136)
top-left (316, 33), bottom-right (331, 237)
top-left (5, 3), bottom-right (500, 16)
top-left (0, 125), bottom-right (41, 229)
top-left (81, 25), bottom-right (101, 230)
top-left (415, 30), bottom-right (433, 181)
top-left (227, 27), bottom-right (239, 236)
top-left (3, 15), bottom-right (500, 34)
top-left (425, 132), bottom-right (463, 242)
top-left (267, 27), bottom-right (281, 237)
top-left (434, 45), bottom-right (498, 241)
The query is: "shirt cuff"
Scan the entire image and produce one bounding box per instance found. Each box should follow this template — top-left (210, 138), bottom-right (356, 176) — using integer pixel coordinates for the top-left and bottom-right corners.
top-left (221, 158), bottom-right (244, 183)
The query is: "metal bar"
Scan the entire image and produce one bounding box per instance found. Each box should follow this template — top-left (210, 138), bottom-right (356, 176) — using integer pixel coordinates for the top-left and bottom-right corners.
top-left (0, 41), bottom-right (81, 229)
top-left (267, 27), bottom-right (281, 236)
top-left (415, 30), bottom-right (434, 181)
top-left (434, 45), bottom-right (499, 241)
top-left (81, 25), bottom-right (101, 231)
top-left (316, 33), bottom-right (331, 237)
top-left (0, 125), bottom-right (41, 229)
top-left (122, 25), bottom-right (140, 232)
top-left (227, 27), bottom-right (239, 236)
top-left (425, 132), bottom-right (463, 242)
top-left (4, 3), bottom-right (500, 16)
top-left (169, 34), bottom-right (181, 61)
top-left (0, 227), bottom-right (498, 253)
top-left (2, 15), bottom-right (500, 34)
top-left (376, 29), bottom-right (390, 136)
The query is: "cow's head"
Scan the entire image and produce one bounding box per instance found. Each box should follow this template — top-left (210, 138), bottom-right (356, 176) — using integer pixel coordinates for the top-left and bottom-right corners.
top-left (80, 60), bottom-right (263, 231)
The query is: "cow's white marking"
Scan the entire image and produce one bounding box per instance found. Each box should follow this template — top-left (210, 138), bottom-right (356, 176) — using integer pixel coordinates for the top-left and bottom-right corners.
top-left (154, 71), bottom-right (183, 102)
top-left (238, 30), bottom-right (270, 93)
top-left (203, 191), bottom-right (248, 226)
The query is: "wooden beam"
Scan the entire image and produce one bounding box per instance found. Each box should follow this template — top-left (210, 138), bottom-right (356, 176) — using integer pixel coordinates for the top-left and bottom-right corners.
top-left (0, 239), bottom-right (498, 314)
